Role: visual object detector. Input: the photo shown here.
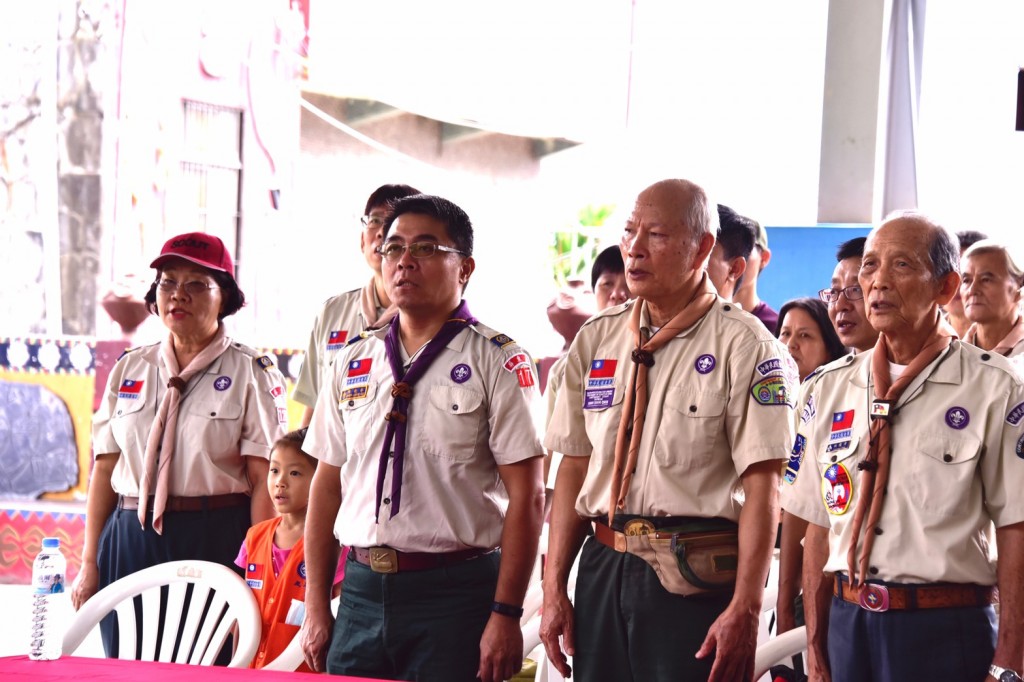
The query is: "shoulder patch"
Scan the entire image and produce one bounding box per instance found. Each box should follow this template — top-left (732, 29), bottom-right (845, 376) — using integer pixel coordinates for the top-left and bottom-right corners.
top-left (489, 333), bottom-right (516, 349)
top-left (751, 375), bottom-right (795, 407)
top-left (256, 355), bottom-right (275, 370)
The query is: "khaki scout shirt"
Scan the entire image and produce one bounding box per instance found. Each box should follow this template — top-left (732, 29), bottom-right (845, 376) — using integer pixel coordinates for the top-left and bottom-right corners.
top-left (293, 283), bottom-right (385, 408)
top-left (544, 354), bottom-right (568, 488)
top-left (93, 339), bottom-right (288, 496)
top-left (545, 298), bottom-right (798, 521)
top-left (304, 322), bottom-right (543, 553)
top-left (780, 341), bottom-right (1024, 585)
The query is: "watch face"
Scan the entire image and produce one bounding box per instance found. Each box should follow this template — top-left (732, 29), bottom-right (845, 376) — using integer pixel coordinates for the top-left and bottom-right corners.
top-left (1001, 672), bottom-right (1023, 682)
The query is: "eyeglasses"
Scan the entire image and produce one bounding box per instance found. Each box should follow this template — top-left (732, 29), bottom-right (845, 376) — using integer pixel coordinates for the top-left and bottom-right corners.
top-left (157, 278), bottom-right (220, 296)
top-left (360, 215), bottom-right (387, 229)
top-left (818, 285), bottom-right (864, 304)
top-left (376, 242), bottom-right (466, 262)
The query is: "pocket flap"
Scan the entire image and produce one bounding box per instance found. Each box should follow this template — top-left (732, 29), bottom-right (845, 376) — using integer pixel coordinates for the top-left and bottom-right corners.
top-left (666, 386), bottom-right (727, 418)
top-left (188, 399), bottom-right (242, 420)
top-left (915, 434), bottom-right (981, 465)
top-left (428, 385), bottom-right (484, 414)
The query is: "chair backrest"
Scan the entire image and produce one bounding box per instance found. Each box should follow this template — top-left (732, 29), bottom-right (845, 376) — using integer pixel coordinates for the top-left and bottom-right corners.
top-left (753, 625), bottom-right (807, 680)
top-left (63, 560), bottom-right (261, 668)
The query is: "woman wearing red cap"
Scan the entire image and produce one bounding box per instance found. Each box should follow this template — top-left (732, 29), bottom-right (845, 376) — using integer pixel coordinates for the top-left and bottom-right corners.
top-left (71, 231), bottom-right (288, 658)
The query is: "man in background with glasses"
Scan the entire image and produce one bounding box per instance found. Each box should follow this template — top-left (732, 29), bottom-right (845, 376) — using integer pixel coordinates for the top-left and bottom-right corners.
top-left (819, 236), bottom-right (878, 354)
top-left (300, 194), bottom-right (544, 682)
top-left (292, 184), bottom-right (421, 427)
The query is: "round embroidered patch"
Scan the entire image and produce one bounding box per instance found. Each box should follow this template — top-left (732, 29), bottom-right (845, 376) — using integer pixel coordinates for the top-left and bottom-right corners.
top-left (450, 364), bottom-right (472, 384)
top-left (821, 462), bottom-right (853, 515)
top-left (1016, 434), bottom-right (1024, 459)
top-left (694, 354), bottom-right (716, 374)
top-left (213, 376), bottom-right (232, 391)
top-left (945, 406), bottom-right (970, 430)
top-left (298, 561), bottom-right (306, 579)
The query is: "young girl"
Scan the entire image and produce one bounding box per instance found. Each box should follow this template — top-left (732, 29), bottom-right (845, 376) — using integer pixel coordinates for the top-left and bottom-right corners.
top-left (235, 428), bottom-right (346, 671)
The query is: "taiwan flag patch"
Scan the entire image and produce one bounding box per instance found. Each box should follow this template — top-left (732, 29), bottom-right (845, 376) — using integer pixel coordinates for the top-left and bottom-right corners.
top-left (589, 359), bottom-right (618, 378)
top-left (347, 359), bottom-right (372, 377)
top-left (118, 379), bottom-right (144, 399)
top-left (246, 562), bottom-right (265, 589)
top-left (326, 330), bottom-right (348, 352)
top-left (831, 410), bottom-right (854, 435)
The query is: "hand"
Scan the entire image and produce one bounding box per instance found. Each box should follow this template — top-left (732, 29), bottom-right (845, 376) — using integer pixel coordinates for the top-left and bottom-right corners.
top-left (695, 602), bottom-right (759, 682)
top-left (71, 561), bottom-right (99, 611)
top-left (539, 588), bottom-right (575, 679)
top-left (299, 605), bottom-right (334, 673)
top-left (478, 613), bottom-right (523, 682)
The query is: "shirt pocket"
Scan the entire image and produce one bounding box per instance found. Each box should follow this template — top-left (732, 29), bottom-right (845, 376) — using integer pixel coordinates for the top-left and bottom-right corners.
top-left (907, 433), bottom-right (981, 513)
top-left (110, 396), bottom-right (149, 454)
top-left (423, 385), bottom-right (485, 461)
top-left (338, 381), bottom-right (379, 456)
top-left (186, 399), bottom-right (243, 455)
top-left (815, 436), bottom-right (861, 517)
top-left (581, 381), bottom-right (625, 460)
top-left (658, 386), bottom-right (728, 472)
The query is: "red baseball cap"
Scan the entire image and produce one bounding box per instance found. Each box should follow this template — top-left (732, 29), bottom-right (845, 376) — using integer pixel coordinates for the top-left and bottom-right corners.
top-left (150, 232), bottom-right (234, 278)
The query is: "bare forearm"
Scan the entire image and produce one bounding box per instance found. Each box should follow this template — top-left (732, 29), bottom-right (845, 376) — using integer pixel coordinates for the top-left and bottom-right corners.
top-left (732, 461), bottom-right (781, 611)
top-left (778, 511), bottom-right (809, 616)
top-left (81, 456), bottom-right (119, 564)
top-left (305, 464), bottom-right (342, 613)
top-left (493, 459), bottom-right (545, 606)
top-left (542, 455), bottom-right (590, 596)
top-left (802, 522), bottom-right (832, 666)
top-left (245, 456), bottom-right (274, 524)
top-left (994, 523), bottom-right (1024, 669)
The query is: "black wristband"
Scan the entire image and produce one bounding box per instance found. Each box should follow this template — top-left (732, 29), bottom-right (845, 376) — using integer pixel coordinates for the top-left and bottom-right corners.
top-left (491, 601), bottom-right (524, 618)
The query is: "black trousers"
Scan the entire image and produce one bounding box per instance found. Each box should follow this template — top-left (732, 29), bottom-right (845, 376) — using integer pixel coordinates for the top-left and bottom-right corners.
top-left (96, 502), bottom-right (250, 660)
top-left (573, 537), bottom-right (734, 682)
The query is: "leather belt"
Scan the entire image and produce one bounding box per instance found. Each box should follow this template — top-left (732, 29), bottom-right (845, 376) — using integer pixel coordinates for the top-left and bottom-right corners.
top-left (593, 518), bottom-right (732, 553)
top-left (118, 493), bottom-right (250, 513)
top-left (351, 546), bottom-right (493, 574)
top-left (834, 574), bottom-right (998, 612)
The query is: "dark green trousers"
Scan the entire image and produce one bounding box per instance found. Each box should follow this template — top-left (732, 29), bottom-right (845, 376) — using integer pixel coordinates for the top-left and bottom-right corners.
top-left (327, 551), bottom-right (500, 681)
top-left (574, 537), bottom-right (734, 682)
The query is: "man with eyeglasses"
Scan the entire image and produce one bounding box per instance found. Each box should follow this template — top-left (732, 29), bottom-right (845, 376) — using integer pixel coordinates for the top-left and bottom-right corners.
top-left (819, 237), bottom-right (879, 354)
top-left (781, 212), bottom-right (1024, 682)
top-left (300, 194), bottom-right (544, 682)
top-left (292, 184), bottom-right (421, 427)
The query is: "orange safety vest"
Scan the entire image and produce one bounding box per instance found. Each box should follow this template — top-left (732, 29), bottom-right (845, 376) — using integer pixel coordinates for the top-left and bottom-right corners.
top-left (243, 517), bottom-right (311, 672)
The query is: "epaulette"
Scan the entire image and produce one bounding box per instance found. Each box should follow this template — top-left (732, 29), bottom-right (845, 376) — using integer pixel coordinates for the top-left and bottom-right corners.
top-left (232, 342), bottom-right (277, 370)
top-left (808, 351), bottom-right (859, 384)
top-left (488, 332), bottom-right (518, 350)
top-left (116, 346), bottom-right (141, 362)
top-left (578, 301), bottom-right (630, 331)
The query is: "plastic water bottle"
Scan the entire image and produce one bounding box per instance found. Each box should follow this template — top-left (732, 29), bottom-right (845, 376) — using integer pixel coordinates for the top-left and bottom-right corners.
top-left (29, 537), bottom-right (67, 660)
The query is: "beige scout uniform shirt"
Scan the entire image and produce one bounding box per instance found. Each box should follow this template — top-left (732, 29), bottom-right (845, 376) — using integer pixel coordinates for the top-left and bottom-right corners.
top-left (93, 339), bottom-right (289, 497)
top-left (544, 354), bottom-right (568, 488)
top-left (293, 283), bottom-right (385, 408)
top-left (304, 322), bottom-right (543, 553)
top-left (545, 298), bottom-right (798, 521)
top-left (780, 341), bottom-right (1024, 585)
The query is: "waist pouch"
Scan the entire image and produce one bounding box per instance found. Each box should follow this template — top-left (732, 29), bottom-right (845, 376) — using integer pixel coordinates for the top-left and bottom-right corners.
top-left (623, 519), bottom-right (738, 596)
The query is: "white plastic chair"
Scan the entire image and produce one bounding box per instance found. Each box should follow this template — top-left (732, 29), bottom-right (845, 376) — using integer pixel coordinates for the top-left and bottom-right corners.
top-left (753, 625), bottom-right (807, 680)
top-left (260, 596), bottom-right (340, 671)
top-left (63, 560), bottom-right (261, 668)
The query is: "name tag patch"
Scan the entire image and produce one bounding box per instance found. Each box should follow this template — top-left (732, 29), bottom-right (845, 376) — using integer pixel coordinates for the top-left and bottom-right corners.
top-left (583, 388), bottom-right (615, 410)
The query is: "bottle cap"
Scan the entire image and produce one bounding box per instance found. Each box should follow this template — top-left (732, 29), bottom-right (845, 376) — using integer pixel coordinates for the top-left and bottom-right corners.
top-left (42, 537), bottom-right (60, 549)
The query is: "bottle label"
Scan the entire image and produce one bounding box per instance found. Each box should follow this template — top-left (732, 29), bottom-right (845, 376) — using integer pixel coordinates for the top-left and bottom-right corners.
top-left (33, 573), bottom-right (66, 595)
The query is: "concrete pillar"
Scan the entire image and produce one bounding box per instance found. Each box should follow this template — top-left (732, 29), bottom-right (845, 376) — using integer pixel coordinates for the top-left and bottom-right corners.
top-left (817, 0), bottom-right (887, 223)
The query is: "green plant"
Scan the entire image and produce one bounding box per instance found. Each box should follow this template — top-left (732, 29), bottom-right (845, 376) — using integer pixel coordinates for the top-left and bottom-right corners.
top-left (550, 203), bottom-right (615, 287)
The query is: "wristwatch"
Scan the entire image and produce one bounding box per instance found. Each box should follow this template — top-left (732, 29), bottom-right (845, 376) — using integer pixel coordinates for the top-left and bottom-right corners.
top-left (990, 664), bottom-right (1024, 682)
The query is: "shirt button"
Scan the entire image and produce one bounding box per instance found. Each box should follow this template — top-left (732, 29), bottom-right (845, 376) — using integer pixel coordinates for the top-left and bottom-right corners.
top-left (116, 409), bottom-right (122, 415)
top-left (348, 400), bottom-right (355, 407)
top-left (981, 353), bottom-right (991, 361)
top-left (452, 404), bottom-right (459, 411)
top-left (723, 305), bottom-right (732, 312)
top-left (210, 412), bottom-right (216, 416)
top-left (383, 497), bottom-right (391, 504)
top-left (830, 455), bottom-right (837, 463)
top-left (869, 566), bottom-right (879, 575)
top-left (689, 405), bottom-right (697, 413)
top-left (943, 453), bottom-right (952, 463)
top-left (873, 527), bottom-right (883, 535)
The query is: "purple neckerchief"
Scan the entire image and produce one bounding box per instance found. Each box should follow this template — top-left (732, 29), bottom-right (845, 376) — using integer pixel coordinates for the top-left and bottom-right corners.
top-left (376, 300), bottom-right (477, 520)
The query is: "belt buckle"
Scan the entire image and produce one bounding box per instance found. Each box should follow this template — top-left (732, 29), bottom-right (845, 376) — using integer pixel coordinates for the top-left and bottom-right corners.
top-left (620, 519), bottom-right (655, 552)
top-left (858, 583), bottom-right (890, 612)
top-left (369, 547), bottom-right (399, 574)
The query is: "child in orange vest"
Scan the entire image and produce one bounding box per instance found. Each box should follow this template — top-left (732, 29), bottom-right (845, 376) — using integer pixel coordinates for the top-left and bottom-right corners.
top-left (234, 428), bottom-right (347, 671)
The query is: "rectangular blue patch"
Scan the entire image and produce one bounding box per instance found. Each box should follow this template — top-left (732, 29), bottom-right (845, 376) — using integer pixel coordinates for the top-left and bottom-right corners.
top-left (783, 434), bottom-right (806, 484)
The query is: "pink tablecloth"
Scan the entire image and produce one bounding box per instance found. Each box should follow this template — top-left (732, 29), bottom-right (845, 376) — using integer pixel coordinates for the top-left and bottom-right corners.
top-left (0, 655), bottom-right (395, 681)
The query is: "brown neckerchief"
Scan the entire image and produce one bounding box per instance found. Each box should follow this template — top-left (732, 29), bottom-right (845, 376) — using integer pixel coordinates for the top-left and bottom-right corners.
top-left (608, 274), bottom-right (717, 525)
top-left (360, 276), bottom-right (398, 330)
top-left (138, 324), bottom-right (232, 534)
top-left (846, 313), bottom-right (957, 585)
top-left (965, 315), bottom-right (1024, 357)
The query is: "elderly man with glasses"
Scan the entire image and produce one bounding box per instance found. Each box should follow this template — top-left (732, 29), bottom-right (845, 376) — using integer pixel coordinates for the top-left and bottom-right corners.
top-left (299, 194), bottom-right (544, 682)
top-left (292, 184), bottom-right (421, 428)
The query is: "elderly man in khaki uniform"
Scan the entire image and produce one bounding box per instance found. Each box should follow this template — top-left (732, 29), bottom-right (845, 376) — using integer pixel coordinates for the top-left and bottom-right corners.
top-left (293, 184), bottom-right (420, 426)
top-left (541, 178), bottom-right (798, 682)
top-left (299, 194), bottom-right (544, 682)
top-left (782, 212), bottom-right (1024, 682)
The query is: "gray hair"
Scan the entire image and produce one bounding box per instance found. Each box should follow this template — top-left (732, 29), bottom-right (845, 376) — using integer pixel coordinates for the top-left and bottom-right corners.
top-left (879, 210), bottom-right (959, 281)
top-left (962, 239), bottom-right (1024, 286)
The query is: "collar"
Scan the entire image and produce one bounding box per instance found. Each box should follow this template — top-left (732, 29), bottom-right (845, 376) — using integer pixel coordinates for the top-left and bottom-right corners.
top-left (368, 320), bottom-right (470, 354)
top-left (853, 340), bottom-right (961, 390)
top-left (637, 297), bottom-right (714, 340)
